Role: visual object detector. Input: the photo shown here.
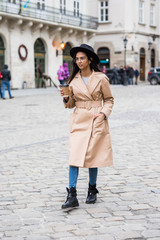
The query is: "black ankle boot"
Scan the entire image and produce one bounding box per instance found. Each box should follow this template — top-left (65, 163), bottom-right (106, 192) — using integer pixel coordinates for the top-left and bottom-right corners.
top-left (86, 184), bottom-right (99, 204)
top-left (62, 187), bottom-right (79, 209)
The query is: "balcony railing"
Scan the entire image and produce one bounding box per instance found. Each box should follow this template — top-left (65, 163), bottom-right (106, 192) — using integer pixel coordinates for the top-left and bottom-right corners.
top-left (0, 0), bottom-right (98, 30)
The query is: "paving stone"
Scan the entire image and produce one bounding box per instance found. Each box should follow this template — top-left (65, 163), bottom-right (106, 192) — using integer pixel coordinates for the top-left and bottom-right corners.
top-left (84, 234), bottom-right (115, 240)
top-left (0, 84), bottom-right (160, 240)
top-left (2, 238), bottom-right (24, 240)
top-left (142, 230), bottom-right (160, 238)
top-left (129, 204), bottom-right (152, 210)
top-left (26, 236), bottom-right (52, 240)
top-left (113, 210), bottom-right (133, 216)
top-left (147, 238), bottom-right (160, 240)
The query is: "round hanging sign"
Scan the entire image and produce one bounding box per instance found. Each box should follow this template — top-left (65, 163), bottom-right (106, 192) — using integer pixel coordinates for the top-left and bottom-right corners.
top-left (18, 44), bottom-right (28, 61)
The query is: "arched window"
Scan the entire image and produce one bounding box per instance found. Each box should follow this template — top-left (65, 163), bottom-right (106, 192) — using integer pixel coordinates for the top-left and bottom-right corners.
top-left (151, 49), bottom-right (155, 68)
top-left (0, 36), bottom-right (5, 70)
top-left (34, 38), bottom-right (45, 53)
top-left (97, 47), bottom-right (110, 68)
top-left (140, 47), bottom-right (145, 56)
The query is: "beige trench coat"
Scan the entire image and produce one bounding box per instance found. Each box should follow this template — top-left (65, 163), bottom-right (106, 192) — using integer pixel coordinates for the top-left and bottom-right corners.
top-left (64, 71), bottom-right (114, 168)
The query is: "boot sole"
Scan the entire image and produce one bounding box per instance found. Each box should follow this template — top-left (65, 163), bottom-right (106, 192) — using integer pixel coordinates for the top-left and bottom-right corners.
top-left (62, 205), bottom-right (79, 211)
top-left (85, 199), bottom-right (97, 204)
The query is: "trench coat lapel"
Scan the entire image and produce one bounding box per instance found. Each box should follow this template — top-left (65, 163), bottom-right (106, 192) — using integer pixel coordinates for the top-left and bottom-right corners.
top-left (73, 72), bottom-right (93, 100)
top-left (87, 71), bottom-right (101, 95)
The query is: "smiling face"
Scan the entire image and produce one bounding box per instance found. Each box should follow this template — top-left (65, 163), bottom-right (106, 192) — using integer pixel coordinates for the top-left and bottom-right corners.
top-left (75, 52), bottom-right (91, 71)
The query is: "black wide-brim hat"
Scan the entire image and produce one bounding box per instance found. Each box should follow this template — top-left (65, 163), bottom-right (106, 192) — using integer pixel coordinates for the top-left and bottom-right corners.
top-left (70, 44), bottom-right (100, 64)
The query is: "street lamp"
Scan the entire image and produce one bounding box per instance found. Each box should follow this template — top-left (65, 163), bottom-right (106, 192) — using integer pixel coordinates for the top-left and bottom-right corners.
top-left (123, 37), bottom-right (128, 67)
top-left (123, 37), bottom-right (128, 86)
top-left (60, 41), bottom-right (66, 51)
top-left (56, 41), bottom-right (66, 57)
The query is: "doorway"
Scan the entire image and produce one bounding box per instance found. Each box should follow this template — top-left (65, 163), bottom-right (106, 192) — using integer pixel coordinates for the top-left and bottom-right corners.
top-left (34, 38), bottom-right (46, 88)
top-left (97, 47), bottom-right (110, 70)
top-left (140, 48), bottom-right (145, 80)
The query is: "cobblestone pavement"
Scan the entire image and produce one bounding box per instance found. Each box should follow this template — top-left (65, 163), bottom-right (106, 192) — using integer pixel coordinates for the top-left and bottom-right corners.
top-left (0, 83), bottom-right (160, 240)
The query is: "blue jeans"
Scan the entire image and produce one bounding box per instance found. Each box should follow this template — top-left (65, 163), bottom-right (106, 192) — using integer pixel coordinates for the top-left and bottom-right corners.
top-left (2, 80), bottom-right (12, 98)
top-left (69, 166), bottom-right (98, 188)
top-left (112, 76), bottom-right (116, 84)
top-left (129, 78), bottom-right (134, 85)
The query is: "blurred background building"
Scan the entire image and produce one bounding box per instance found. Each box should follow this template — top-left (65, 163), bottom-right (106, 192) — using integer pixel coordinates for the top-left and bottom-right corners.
top-left (0, 0), bottom-right (159, 88)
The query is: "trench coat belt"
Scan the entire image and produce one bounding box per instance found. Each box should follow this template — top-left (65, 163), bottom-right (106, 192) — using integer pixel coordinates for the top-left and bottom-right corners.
top-left (75, 100), bottom-right (102, 109)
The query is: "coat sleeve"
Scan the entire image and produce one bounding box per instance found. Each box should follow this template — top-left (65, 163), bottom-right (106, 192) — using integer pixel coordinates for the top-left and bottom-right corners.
top-left (101, 76), bottom-right (114, 118)
top-left (63, 96), bottom-right (75, 109)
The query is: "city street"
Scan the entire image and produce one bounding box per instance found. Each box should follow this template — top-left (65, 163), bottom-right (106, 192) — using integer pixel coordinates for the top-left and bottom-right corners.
top-left (0, 83), bottom-right (160, 240)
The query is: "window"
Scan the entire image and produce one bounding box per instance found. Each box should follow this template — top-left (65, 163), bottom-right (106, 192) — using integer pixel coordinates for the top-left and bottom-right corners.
top-left (139, 1), bottom-right (144, 24)
top-left (37, 0), bottom-right (45, 10)
top-left (8, 0), bottom-right (16, 3)
top-left (60, 0), bottom-right (66, 14)
top-left (99, 1), bottom-right (108, 22)
top-left (150, 4), bottom-right (155, 26)
top-left (74, 1), bottom-right (79, 17)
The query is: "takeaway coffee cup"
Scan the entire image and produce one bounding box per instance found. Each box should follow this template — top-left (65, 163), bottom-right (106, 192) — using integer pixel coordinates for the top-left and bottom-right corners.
top-left (61, 84), bottom-right (69, 97)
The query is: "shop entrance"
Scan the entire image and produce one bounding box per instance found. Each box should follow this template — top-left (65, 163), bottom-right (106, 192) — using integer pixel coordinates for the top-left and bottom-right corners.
top-left (97, 47), bottom-right (110, 71)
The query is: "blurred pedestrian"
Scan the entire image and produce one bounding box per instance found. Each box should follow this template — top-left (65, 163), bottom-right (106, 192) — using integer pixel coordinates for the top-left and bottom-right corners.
top-left (112, 64), bottom-right (119, 84)
top-left (1, 65), bottom-right (14, 100)
top-left (126, 65), bottom-right (130, 84)
top-left (57, 65), bottom-right (65, 85)
top-left (37, 64), bottom-right (46, 88)
top-left (134, 68), bottom-right (140, 85)
top-left (102, 65), bottom-right (106, 74)
top-left (63, 63), bottom-right (70, 81)
top-left (119, 66), bottom-right (125, 85)
top-left (128, 65), bottom-right (134, 85)
top-left (60, 44), bottom-right (114, 210)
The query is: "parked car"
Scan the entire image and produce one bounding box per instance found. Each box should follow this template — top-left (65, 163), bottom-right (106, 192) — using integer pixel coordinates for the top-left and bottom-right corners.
top-left (105, 68), bottom-right (121, 84)
top-left (148, 67), bottom-right (160, 85)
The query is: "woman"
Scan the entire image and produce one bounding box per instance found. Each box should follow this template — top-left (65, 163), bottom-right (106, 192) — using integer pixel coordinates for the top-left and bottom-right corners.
top-left (60, 44), bottom-right (114, 209)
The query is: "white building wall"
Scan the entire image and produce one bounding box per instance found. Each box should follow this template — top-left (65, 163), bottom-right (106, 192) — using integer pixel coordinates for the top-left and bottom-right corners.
top-left (92, 0), bottom-right (159, 79)
top-left (0, 0), bottom-right (159, 88)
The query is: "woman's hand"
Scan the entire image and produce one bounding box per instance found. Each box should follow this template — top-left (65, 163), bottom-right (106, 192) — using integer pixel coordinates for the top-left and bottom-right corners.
top-left (60, 87), bottom-right (69, 100)
top-left (60, 88), bottom-right (64, 96)
top-left (93, 112), bottom-right (105, 120)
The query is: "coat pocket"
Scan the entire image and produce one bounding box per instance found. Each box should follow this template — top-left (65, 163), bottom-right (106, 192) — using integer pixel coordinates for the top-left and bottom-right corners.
top-left (92, 116), bottom-right (108, 136)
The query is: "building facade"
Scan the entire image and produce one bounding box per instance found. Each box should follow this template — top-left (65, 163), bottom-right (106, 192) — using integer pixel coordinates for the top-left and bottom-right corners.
top-left (0, 0), bottom-right (159, 89)
top-left (92, 0), bottom-right (159, 81)
top-left (0, 0), bottom-right (98, 88)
